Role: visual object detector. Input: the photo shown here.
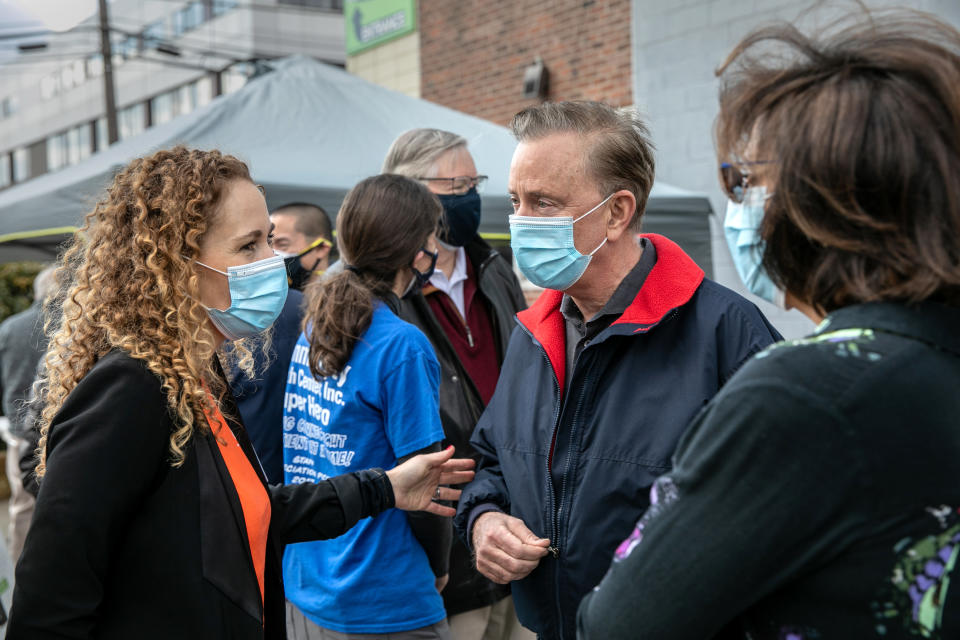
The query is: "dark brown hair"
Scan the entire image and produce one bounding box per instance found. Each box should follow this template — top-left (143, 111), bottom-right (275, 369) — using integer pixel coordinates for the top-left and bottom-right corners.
top-left (303, 174), bottom-right (441, 377)
top-left (511, 101), bottom-right (655, 231)
top-left (270, 202), bottom-right (333, 242)
top-left (716, 9), bottom-right (960, 312)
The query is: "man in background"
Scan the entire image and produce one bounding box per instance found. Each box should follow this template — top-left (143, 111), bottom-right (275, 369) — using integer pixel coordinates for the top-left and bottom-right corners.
top-left (271, 202), bottom-right (334, 291)
top-left (384, 129), bottom-right (530, 640)
top-left (230, 202), bottom-right (334, 484)
top-left (0, 265), bottom-right (56, 561)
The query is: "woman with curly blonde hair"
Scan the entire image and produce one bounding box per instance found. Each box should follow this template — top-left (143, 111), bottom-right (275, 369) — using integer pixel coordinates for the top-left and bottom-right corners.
top-left (8, 146), bottom-right (473, 640)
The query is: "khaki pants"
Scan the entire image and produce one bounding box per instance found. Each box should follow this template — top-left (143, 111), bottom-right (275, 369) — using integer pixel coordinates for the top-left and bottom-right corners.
top-left (447, 597), bottom-right (534, 640)
top-left (5, 435), bottom-right (35, 563)
top-left (286, 601), bottom-right (451, 640)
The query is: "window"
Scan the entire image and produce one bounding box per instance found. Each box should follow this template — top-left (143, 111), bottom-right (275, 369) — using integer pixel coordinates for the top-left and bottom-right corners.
top-left (118, 103), bottom-right (146, 140)
top-left (177, 83), bottom-right (198, 115)
top-left (213, 0), bottom-right (239, 16)
top-left (40, 74), bottom-right (59, 100)
top-left (183, 2), bottom-right (205, 31)
top-left (120, 34), bottom-right (139, 59)
top-left (0, 154), bottom-right (10, 189)
top-left (60, 65), bottom-right (75, 89)
top-left (143, 21), bottom-right (165, 50)
top-left (87, 54), bottom-right (104, 78)
top-left (170, 9), bottom-right (185, 37)
top-left (68, 125), bottom-right (91, 165)
top-left (0, 96), bottom-right (18, 119)
top-left (72, 59), bottom-right (86, 85)
top-left (196, 77), bottom-right (214, 108)
top-left (12, 147), bottom-right (30, 183)
top-left (45, 124), bottom-right (92, 172)
top-left (47, 131), bottom-right (67, 172)
top-left (278, 0), bottom-right (344, 8)
top-left (95, 117), bottom-right (109, 152)
top-left (221, 63), bottom-right (253, 95)
top-left (151, 92), bottom-right (175, 126)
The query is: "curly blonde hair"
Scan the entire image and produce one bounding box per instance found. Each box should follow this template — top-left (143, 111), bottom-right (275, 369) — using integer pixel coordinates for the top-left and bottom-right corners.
top-left (37, 146), bottom-right (263, 475)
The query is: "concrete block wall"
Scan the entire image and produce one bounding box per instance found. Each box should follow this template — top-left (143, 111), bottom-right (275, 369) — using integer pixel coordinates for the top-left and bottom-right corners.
top-left (346, 32), bottom-right (422, 98)
top-left (419, 0), bottom-right (633, 126)
top-left (631, 0), bottom-right (960, 338)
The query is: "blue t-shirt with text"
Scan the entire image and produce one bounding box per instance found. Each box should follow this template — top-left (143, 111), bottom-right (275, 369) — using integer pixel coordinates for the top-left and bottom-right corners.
top-left (282, 303), bottom-right (446, 633)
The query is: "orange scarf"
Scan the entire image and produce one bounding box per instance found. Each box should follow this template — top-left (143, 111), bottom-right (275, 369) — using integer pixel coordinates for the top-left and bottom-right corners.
top-left (204, 400), bottom-right (272, 615)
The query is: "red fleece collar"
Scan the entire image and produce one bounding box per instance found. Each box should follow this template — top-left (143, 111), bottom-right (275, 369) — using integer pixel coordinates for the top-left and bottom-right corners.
top-left (515, 234), bottom-right (705, 393)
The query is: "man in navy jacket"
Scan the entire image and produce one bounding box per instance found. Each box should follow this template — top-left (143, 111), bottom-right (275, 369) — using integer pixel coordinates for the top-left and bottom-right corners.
top-left (454, 101), bottom-right (782, 640)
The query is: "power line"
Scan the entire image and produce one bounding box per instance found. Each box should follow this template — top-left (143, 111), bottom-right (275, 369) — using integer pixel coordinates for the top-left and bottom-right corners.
top-left (140, 0), bottom-right (343, 16)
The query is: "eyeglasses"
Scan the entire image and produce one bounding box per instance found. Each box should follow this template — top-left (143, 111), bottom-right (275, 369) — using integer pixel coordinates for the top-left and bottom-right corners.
top-left (417, 175), bottom-right (489, 194)
top-left (719, 161), bottom-right (771, 203)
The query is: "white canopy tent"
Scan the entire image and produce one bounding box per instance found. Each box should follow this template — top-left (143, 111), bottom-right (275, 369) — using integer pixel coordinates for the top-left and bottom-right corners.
top-left (0, 56), bottom-right (714, 275)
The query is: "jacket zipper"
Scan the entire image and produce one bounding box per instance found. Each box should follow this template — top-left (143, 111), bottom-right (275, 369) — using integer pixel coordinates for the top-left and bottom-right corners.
top-left (516, 323), bottom-right (562, 558)
top-left (456, 251), bottom-right (498, 348)
top-left (554, 365), bottom-right (590, 555)
top-left (515, 320), bottom-right (568, 640)
top-left (519, 306), bottom-right (681, 639)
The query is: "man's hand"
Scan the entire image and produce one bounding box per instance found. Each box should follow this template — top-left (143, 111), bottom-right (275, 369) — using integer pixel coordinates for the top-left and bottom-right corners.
top-left (435, 574), bottom-right (449, 593)
top-left (472, 511), bottom-right (551, 584)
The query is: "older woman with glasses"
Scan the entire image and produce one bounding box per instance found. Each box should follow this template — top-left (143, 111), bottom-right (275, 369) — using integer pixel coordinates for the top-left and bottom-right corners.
top-left (382, 130), bottom-right (530, 640)
top-left (578, 9), bottom-right (960, 640)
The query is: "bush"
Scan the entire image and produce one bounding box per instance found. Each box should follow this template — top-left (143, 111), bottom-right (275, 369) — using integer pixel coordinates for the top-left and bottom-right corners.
top-left (0, 262), bottom-right (47, 324)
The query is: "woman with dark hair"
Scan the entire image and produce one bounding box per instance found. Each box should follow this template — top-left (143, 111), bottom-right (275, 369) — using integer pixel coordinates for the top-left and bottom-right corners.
top-left (577, 10), bottom-right (960, 640)
top-left (282, 174), bottom-right (454, 639)
top-left (8, 148), bottom-right (473, 640)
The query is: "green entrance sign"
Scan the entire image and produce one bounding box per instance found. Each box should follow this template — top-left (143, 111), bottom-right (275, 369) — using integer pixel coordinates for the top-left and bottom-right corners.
top-left (344, 0), bottom-right (417, 55)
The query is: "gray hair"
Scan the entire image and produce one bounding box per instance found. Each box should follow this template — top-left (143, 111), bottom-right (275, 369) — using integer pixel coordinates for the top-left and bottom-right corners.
top-left (510, 101), bottom-right (656, 230)
top-left (382, 128), bottom-right (468, 178)
top-left (33, 264), bottom-right (57, 301)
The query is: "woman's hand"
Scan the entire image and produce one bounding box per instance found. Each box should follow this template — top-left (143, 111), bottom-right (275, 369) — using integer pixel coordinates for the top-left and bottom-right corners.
top-left (386, 446), bottom-right (475, 517)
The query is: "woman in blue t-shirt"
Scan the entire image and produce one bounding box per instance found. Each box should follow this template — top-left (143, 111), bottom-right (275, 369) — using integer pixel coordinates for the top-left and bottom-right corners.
top-left (282, 174), bottom-right (451, 639)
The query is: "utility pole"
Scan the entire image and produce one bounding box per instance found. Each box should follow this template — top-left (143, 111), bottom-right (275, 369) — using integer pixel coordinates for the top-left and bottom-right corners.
top-left (98, 0), bottom-right (118, 145)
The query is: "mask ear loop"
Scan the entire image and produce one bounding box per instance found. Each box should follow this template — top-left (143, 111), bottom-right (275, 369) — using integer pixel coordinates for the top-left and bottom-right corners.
top-left (184, 258), bottom-right (229, 311)
top-left (573, 193), bottom-right (615, 256)
top-left (193, 260), bottom-right (229, 277)
top-left (573, 193), bottom-right (615, 223)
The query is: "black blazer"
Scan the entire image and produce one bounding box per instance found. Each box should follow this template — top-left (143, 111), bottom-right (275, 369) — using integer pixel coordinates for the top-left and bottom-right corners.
top-left (8, 350), bottom-right (394, 639)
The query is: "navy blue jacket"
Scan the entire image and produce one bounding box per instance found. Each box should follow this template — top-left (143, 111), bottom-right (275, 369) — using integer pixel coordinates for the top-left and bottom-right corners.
top-left (231, 288), bottom-right (304, 484)
top-left (454, 234), bottom-right (783, 640)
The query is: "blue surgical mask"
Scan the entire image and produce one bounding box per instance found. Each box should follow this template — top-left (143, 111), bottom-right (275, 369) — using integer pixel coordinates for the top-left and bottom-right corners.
top-left (723, 186), bottom-right (785, 308)
top-left (509, 194), bottom-right (613, 290)
top-left (195, 254), bottom-right (289, 340)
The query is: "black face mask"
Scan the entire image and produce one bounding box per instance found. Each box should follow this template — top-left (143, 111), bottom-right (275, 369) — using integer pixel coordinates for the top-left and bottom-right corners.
top-left (436, 188), bottom-right (482, 247)
top-left (283, 254), bottom-right (321, 291)
top-left (404, 246), bottom-right (439, 297)
top-left (281, 237), bottom-right (330, 291)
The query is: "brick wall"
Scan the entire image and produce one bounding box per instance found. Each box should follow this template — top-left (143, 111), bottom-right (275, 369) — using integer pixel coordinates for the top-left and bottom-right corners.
top-left (419, 0), bottom-right (633, 126)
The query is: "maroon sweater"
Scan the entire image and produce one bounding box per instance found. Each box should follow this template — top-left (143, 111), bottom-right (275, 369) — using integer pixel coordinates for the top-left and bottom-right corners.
top-left (422, 258), bottom-right (500, 405)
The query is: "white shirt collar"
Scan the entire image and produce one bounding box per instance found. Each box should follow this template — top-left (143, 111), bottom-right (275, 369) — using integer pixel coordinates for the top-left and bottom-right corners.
top-left (429, 246), bottom-right (468, 293)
